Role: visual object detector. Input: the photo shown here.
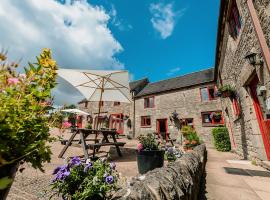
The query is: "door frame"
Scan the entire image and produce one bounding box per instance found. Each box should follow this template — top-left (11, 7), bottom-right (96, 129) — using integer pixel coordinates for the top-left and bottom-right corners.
top-left (110, 113), bottom-right (124, 134)
top-left (156, 119), bottom-right (168, 134)
top-left (249, 76), bottom-right (270, 160)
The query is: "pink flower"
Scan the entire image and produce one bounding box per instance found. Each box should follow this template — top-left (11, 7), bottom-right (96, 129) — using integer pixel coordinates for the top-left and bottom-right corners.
top-left (19, 74), bottom-right (26, 79)
top-left (62, 121), bottom-right (72, 128)
top-left (137, 143), bottom-right (143, 152)
top-left (7, 78), bottom-right (19, 85)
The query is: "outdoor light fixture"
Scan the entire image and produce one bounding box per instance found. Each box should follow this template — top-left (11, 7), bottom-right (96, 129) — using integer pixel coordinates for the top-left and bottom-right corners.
top-left (171, 110), bottom-right (179, 120)
top-left (245, 52), bottom-right (263, 66)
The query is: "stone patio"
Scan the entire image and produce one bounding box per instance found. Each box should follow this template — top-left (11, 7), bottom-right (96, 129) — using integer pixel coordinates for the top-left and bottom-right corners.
top-left (205, 146), bottom-right (270, 200)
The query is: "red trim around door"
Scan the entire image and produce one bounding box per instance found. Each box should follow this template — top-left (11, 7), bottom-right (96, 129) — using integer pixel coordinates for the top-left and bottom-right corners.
top-left (249, 76), bottom-right (270, 160)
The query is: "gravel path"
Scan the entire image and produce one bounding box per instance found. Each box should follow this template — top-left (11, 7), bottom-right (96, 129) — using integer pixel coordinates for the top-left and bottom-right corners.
top-left (7, 129), bottom-right (139, 200)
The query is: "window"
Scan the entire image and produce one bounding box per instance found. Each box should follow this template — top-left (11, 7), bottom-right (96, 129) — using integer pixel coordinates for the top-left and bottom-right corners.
top-left (141, 116), bottom-right (151, 127)
top-left (84, 101), bottom-right (88, 108)
top-left (181, 118), bottom-right (194, 128)
top-left (114, 101), bottom-right (120, 106)
top-left (99, 101), bottom-right (104, 107)
top-left (200, 86), bottom-right (217, 102)
top-left (202, 111), bottom-right (224, 126)
top-left (144, 97), bottom-right (154, 108)
top-left (228, 0), bottom-right (241, 39)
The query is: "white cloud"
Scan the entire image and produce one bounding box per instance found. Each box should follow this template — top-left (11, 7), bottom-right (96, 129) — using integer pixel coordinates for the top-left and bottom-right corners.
top-left (166, 67), bottom-right (181, 76)
top-left (150, 3), bottom-right (185, 39)
top-left (0, 0), bottom-right (124, 105)
top-left (109, 4), bottom-right (133, 31)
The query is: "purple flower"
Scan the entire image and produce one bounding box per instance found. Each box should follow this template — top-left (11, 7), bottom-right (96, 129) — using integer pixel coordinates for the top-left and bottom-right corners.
top-left (84, 163), bottom-right (93, 172)
top-left (69, 156), bottom-right (81, 167)
top-left (53, 166), bottom-right (62, 175)
top-left (167, 147), bottom-right (174, 155)
top-left (109, 162), bottom-right (116, 170)
top-left (105, 175), bottom-right (114, 184)
top-left (51, 165), bottom-right (70, 182)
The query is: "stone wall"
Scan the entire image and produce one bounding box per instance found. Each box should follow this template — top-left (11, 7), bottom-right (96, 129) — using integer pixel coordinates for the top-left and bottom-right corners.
top-left (217, 0), bottom-right (270, 160)
top-left (133, 84), bottom-right (222, 143)
top-left (112, 144), bottom-right (207, 200)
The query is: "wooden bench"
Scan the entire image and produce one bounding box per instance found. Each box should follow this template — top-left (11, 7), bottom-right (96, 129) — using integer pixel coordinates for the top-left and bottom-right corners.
top-left (153, 132), bottom-right (175, 146)
top-left (88, 142), bottom-right (126, 157)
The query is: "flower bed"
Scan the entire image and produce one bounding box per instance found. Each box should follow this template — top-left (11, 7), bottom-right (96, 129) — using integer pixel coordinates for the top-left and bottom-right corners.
top-left (51, 157), bottom-right (118, 200)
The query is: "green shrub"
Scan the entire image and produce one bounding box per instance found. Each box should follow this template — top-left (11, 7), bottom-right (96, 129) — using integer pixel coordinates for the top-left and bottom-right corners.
top-left (181, 125), bottom-right (196, 137)
top-left (212, 127), bottom-right (231, 151)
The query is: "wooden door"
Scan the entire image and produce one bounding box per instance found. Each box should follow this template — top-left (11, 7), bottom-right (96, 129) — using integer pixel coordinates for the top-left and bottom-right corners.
top-left (249, 76), bottom-right (270, 160)
top-left (110, 114), bottom-right (124, 134)
top-left (157, 119), bottom-right (168, 140)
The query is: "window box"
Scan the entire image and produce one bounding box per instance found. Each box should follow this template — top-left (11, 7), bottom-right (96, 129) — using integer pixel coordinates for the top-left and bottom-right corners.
top-left (141, 116), bottom-right (151, 127)
top-left (144, 97), bottom-right (155, 108)
top-left (202, 111), bottom-right (224, 126)
top-left (218, 85), bottom-right (235, 98)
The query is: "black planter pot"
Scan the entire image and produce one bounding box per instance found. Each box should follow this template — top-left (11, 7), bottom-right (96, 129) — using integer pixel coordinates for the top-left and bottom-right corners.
top-left (0, 163), bottom-right (18, 200)
top-left (137, 150), bottom-right (165, 174)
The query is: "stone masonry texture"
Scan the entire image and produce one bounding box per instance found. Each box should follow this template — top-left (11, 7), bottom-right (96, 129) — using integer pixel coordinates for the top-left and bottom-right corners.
top-left (216, 0), bottom-right (270, 161)
top-left (133, 84), bottom-right (222, 143)
top-left (112, 144), bottom-right (207, 200)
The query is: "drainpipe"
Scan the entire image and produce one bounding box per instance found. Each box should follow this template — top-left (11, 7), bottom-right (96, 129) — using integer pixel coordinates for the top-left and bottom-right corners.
top-left (247, 0), bottom-right (270, 72)
top-left (132, 92), bottom-right (136, 138)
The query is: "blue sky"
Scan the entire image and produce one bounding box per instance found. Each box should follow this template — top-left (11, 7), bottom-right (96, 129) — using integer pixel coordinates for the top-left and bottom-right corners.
top-left (0, 0), bottom-right (220, 104)
top-left (90, 0), bottom-right (220, 82)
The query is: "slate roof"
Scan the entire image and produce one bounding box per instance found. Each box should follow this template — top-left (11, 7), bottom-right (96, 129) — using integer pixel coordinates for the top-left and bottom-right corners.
top-left (135, 68), bottom-right (215, 97)
top-left (129, 78), bottom-right (149, 95)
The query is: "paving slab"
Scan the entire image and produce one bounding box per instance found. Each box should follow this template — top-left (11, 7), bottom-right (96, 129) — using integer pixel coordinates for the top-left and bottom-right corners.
top-left (205, 148), bottom-right (270, 200)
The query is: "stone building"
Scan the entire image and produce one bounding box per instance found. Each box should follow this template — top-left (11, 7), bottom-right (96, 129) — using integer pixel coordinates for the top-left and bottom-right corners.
top-left (215, 0), bottom-right (270, 161)
top-left (78, 99), bottom-right (131, 134)
top-left (78, 69), bottom-right (223, 142)
top-left (132, 68), bottom-right (222, 142)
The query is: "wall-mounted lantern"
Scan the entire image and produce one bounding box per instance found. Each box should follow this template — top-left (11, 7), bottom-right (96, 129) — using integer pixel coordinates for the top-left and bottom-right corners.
top-left (245, 52), bottom-right (263, 66)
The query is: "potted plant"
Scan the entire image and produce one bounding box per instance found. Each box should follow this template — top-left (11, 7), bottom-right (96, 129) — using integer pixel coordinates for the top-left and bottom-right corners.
top-left (210, 112), bottom-right (222, 121)
top-left (0, 49), bottom-right (58, 199)
top-left (51, 157), bottom-right (118, 200)
top-left (181, 126), bottom-right (200, 151)
top-left (164, 147), bottom-right (183, 162)
top-left (137, 133), bottom-right (165, 174)
top-left (218, 85), bottom-right (235, 98)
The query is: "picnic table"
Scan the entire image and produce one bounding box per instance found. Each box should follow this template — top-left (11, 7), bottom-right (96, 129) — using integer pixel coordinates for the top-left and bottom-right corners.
top-left (154, 132), bottom-right (175, 146)
top-left (58, 128), bottom-right (126, 160)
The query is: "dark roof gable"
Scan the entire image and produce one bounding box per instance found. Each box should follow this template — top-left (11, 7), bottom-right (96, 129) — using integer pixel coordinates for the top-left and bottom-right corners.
top-left (136, 68), bottom-right (215, 97)
top-left (129, 78), bottom-right (149, 95)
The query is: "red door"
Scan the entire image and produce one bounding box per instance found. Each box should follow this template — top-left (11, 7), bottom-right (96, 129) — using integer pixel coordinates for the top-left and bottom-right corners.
top-left (76, 116), bottom-right (83, 128)
top-left (110, 114), bottom-right (124, 134)
top-left (157, 119), bottom-right (168, 141)
top-left (249, 76), bottom-right (270, 160)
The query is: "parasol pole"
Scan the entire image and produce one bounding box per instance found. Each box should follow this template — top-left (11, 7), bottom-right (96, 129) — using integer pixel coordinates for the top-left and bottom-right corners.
top-left (95, 77), bottom-right (105, 129)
